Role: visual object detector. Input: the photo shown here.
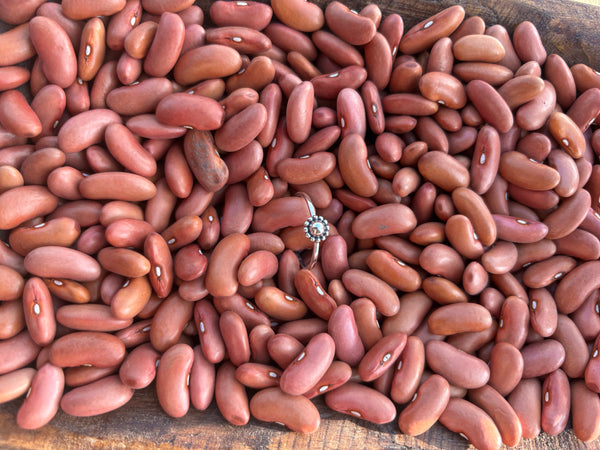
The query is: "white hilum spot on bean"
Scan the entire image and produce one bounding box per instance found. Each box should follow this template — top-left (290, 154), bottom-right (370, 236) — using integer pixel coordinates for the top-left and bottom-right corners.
top-left (77, 77), bottom-right (83, 85)
top-left (232, 37), bottom-right (243, 43)
top-left (154, 266), bottom-right (162, 278)
top-left (208, 215), bottom-right (214, 222)
top-left (595, 212), bottom-right (600, 220)
top-left (198, 248), bottom-right (203, 255)
top-left (349, 410), bottom-right (362, 417)
top-left (319, 385), bottom-right (329, 392)
top-left (34, 223), bottom-right (45, 228)
top-left (473, 232), bottom-right (479, 240)
top-left (316, 286), bottom-right (325, 296)
top-left (371, 104), bottom-right (377, 114)
top-left (554, 272), bottom-right (563, 279)
top-left (459, 433), bottom-right (468, 440)
top-left (246, 302), bottom-right (255, 310)
top-left (199, 321), bottom-right (205, 333)
top-left (424, 20), bottom-right (434, 29)
top-left (187, 90), bottom-right (194, 95)
top-left (328, 72), bottom-right (339, 78)
top-left (516, 219), bottom-right (528, 225)
top-left (183, 125), bottom-right (193, 129)
top-left (167, 238), bottom-right (176, 245)
top-left (351, 9), bottom-right (358, 14)
top-left (392, 46), bottom-right (398, 56)
top-left (130, 16), bottom-right (136, 26)
top-left (438, 100), bottom-right (445, 105)
top-left (499, 318), bottom-right (504, 328)
top-left (411, 392), bottom-right (417, 402)
top-left (300, 155), bottom-right (310, 159)
top-left (594, 349), bottom-right (599, 358)
top-left (396, 259), bottom-right (406, 266)
top-left (381, 353), bottom-right (391, 364)
top-left (85, 45), bottom-right (91, 56)
top-left (53, 280), bottom-right (63, 286)
top-left (596, 303), bottom-right (600, 314)
top-left (236, 1), bottom-right (248, 5)
top-left (275, 422), bottom-right (285, 426)
top-left (123, 279), bottom-right (130, 288)
top-left (561, 139), bottom-right (570, 147)
top-left (25, 388), bottom-right (31, 399)
top-left (268, 371), bottom-right (278, 378)
top-left (529, 158), bottom-right (538, 163)
top-left (263, 172), bottom-right (269, 180)
top-left (271, 137), bottom-right (277, 148)
top-left (33, 303), bottom-right (40, 315)
top-left (479, 151), bottom-right (486, 165)
top-left (531, 300), bottom-right (537, 310)
top-left (285, 295), bottom-right (295, 302)
top-left (340, 117), bottom-right (345, 128)
top-left (544, 390), bottom-right (549, 402)
top-left (297, 351), bottom-right (306, 362)
top-left (187, 374), bottom-right (190, 386)
top-left (367, 159), bottom-right (372, 169)
top-left (142, 326), bottom-right (151, 332)
top-left (156, 359), bottom-right (160, 367)
top-left (53, 120), bottom-right (60, 129)
top-left (397, 360), bottom-right (403, 370)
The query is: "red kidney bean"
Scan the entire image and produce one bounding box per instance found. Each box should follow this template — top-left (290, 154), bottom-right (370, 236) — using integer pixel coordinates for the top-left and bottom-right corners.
top-left (118, 343), bottom-right (160, 389)
top-left (215, 361), bottom-right (250, 426)
top-left (156, 343), bottom-right (193, 418)
top-left (60, 375), bottom-right (134, 417)
top-left (325, 382), bottom-right (396, 424)
top-left (541, 369), bottom-right (570, 436)
top-left (250, 387), bottom-right (320, 433)
top-left (279, 332), bottom-right (335, 396)
top-left (15, 363), bottom-right (63, 429)
top-left (426, 339), bottom-right (490, 389)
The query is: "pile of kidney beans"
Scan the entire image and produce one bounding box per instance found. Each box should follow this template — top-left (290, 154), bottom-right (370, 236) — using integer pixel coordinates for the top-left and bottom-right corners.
top-left (1, 1), bottom-right (600, 448)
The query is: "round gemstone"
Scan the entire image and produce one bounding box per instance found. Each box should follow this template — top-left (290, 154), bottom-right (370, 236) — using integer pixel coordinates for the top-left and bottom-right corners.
top-left (310, 221), bottom-right (326, 237)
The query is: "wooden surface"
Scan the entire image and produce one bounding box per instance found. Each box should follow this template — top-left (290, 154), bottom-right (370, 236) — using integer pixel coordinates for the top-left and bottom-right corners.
top-left (2, 1), bottom-right (600, 449)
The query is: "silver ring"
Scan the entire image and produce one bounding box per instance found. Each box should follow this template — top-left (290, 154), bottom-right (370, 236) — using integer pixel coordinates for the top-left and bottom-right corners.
top-left (296, 192), bottom-right (329, 269)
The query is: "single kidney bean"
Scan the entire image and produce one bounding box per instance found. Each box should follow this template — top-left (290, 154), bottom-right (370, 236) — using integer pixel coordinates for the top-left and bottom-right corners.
top-left (0, 367), bottom-right (36, 405)
top-left (215, 361), bottom-right (250, 426)
top-left (15, 363), bottom-right (63, 430)
top-left (279, 332), bottom-right (335, 396)
top-left (541, 369), bottom-right (570, 436)
top-left (325, 382), bottom-right (396, 424)
top-left (572, 379), bottom-right (600, 442)
top-left (156, 343), bottom-right (194, 418)
top-left (425, 340), bottom-right (490, 389)
top-left (118, 343), bottom-right (160, 389)
top-left (60, 375), bottom-right (134, 417)
top-left (250, 387), bottom-right (320, 433)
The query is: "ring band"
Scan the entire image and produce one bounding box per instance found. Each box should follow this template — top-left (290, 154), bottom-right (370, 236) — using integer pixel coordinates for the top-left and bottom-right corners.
top-left (296, 192), bottom-right (329, 269)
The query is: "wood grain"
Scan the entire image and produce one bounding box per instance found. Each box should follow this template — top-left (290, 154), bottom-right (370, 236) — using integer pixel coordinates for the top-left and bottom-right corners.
top-left (1, 1), bottom-right (600, 449)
